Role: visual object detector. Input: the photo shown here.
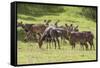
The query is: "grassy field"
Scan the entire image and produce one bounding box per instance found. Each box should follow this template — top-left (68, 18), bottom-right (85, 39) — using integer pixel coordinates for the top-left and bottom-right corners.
top-left (17, 4), bottom-right (97, 65)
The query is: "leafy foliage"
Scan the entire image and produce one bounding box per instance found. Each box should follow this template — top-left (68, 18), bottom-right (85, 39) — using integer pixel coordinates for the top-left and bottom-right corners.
top-left (17, 3), bottom-right (65, 16)
top-left (17, 3), bottom-right (97, 22)
top-left (81, 7), bottom-right (97, 21)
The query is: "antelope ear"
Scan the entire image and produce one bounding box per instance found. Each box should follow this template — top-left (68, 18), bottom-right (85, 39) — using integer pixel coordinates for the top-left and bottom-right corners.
top-left (20, 21), bottom-right (23, 24)
top-left (70, 24), bottom-right (73, 26)
top-left (76, 25), bottom-right (79, 28)
top-left (57, 20), bottom-right (60, 22)
top-left (65, 24), bottom-right (68, 27)
top-left (48, 20), bottom-right (51, 23)
top-left (44, 20), bottom-right (47, 22)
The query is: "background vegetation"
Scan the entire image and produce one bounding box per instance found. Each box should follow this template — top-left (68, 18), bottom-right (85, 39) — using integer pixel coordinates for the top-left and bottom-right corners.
top-left (17, 3), bottom-right (97, 65)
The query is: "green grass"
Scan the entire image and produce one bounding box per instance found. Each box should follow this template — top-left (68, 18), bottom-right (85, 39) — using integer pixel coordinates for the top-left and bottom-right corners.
top-left (17, 41), bottom-right (96, 64)
top-left (17, 5), bottom-right (97, 65)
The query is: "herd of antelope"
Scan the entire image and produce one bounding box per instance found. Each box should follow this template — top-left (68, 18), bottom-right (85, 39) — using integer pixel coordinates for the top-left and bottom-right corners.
top-left (17, 20), bottom-right (95, 50)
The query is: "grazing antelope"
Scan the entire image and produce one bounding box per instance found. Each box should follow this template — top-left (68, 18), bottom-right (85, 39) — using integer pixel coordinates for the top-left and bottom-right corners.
top-left (27, 20), bottom-right (51, 40)
top-left (82, 31), bottom-right (94, 50)
top-left (17, 20), bottom-right (51, 42)
top-left (38, 26), bottom-right (60, 49)
top-left (69, 31), bottom-right (94, 50)
top-left (17, 21), bottom-right (35, 41)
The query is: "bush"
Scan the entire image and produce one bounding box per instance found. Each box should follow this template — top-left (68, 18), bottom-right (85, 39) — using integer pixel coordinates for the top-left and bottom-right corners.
top-left (81, 7), bottom-right (97, 21)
